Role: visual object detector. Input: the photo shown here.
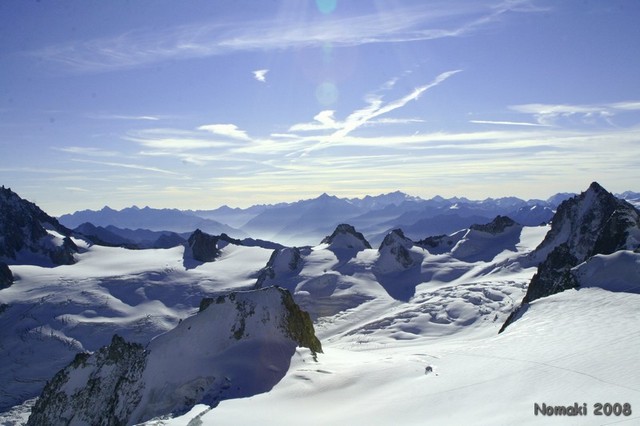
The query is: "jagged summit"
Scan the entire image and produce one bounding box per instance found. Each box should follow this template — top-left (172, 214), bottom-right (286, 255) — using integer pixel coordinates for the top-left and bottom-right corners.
top-left (0, 262), bottom-right (13, 289)
top-left (186, 229), bottom-right (242, 263)
top-left (27, 287), bottom-right (321, 426)
top-left (469, 215), bottom-right (517, 234)
top-left (0, 186), bottom-right (77, 266)
top-left (500, 182), bottom-right (640, 332)
top-left (379, 228), bottom-right (411, 249)
top-left (255, 246), bottom-right (305, 290)
top-left (533, 181), bottom-right (639, 264)
top-left (376, 229), bottom-right (422, 272)
top-left (523, 181), bottom-right (640, 303)
top-left (320, 224), bottom-right (371, 251)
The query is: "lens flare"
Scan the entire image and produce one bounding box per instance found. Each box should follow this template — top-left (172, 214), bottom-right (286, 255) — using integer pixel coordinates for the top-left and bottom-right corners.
top-left (316, 0), bottom-right (337, 14)
top-left (316, 82), bottom-right (339, 106)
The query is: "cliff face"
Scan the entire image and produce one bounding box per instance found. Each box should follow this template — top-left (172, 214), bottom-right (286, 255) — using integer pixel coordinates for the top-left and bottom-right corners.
top-left (0, 186), bottom-right (77, 266)
top-left (500, 182), bottom-right (640, 332)
top-left (27, 287), bottom-right (321, 426)
top-left (376, 229), bottom-right (422, 273)
top-left (27, 336), bottom-right (146, 426)
top-left (523, 182), bottom-right (640, 303)
top-left (0, 262), bottom-right (13, 289)
top-left (320, 224), bottom-right (372, 251)
top-left (255, 247), bottom-right (304, 289)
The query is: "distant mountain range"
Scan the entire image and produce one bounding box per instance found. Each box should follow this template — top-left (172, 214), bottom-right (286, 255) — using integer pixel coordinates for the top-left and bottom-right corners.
top-left (59, 205), bottom-right (246, 237)
top-left (1, 182), bottom-right (639, 424)
top-left (57, 190), bottom-right (627, 247)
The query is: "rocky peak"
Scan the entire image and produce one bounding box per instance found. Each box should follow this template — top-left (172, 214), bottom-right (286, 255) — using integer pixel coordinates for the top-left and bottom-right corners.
top-left (377, 229), bottom-right (421, 271)
top-left (470, 215), bottom-right (517, 234)
top-left (186, 229), bottom-right (242, 263)
top-left (320, 224), bottom-right (371, 251)
top-left (255, 247), bottom-right (304, 289)
top-left (187, 229), bottom-right (220, 262)
top-left (28, 287), bottom-right (321, 425)
top-left (501, 182), bottom-right (640, 332)
top-left (27, 334), bottom-right (147, 426)
top-left (0, 186), bottom-right (77, 265)
top-left (0, 261), bottom-right (13, 289)
top-left (533, 181), bottom-right (639, 263)
top-left (379, 228), bottom-right (412, 250)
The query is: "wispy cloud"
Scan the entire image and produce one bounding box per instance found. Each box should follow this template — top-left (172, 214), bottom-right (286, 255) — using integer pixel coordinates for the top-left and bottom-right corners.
top-left (334, 70), bottom-right (462, 139)
top-left (470, 119), bottom-right (549, 127)
top-left (55, 146), bottom-right (120, 157)
top-left (125, 127), bottom-right (238, 151)
top-left (290, 110), bottom-right (341, 132)
top-left (285, 70), bottom-right (461, 154)
top-left (64, 186), bottom-right (91, 193)
top-left (71, 159), bottom-right (182, 176)
top-left (510, 101), bottom-right (640, 126)
top-left (30, 1), bottom-right (545, 73)
top-left (197, 124), bottom-right (251, 141)
top-left (253, 69), bottom-right (269, 82)
top-left (86, 113), bottom-right (161, 121)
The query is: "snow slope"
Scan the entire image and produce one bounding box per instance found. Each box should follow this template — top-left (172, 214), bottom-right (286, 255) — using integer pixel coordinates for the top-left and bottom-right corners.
top-left (132, 221), bottom-right (639, 426)
top-left (0, 239), bottom-right (273, 411)
top-left (194, 287), bottom-right (640, 426)
top-left (26, 287), bottom-right (321, 425)
top-left (2, 191), bottom-right (639, 425)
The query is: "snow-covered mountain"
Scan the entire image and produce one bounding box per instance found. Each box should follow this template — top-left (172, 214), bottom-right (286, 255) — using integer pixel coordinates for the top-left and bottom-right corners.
top-left (58, 190), bottom-right (582, 247)
top-left (500, 182), bottom-right (640, 332)
top-left (1, 183), bottom-right (639, 425)
top-left (0, 186), bottom-right (77, 267)
top-left (27, 287), bottom-right (321, 425)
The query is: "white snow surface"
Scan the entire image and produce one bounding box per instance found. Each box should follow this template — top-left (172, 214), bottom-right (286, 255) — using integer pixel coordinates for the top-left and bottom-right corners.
top-left (0, 240), bottom-right (273, 411)
top-left (129, 287), bottom-right (304, 424)
top-left (140, 223), bottom-right (637, 425)
top-left (2, 223), bottom-right (640, 425)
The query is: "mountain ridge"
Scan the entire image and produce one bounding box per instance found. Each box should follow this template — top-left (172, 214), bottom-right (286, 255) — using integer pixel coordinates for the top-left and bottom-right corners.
top-left (1, 183), bottom-right (639, 424)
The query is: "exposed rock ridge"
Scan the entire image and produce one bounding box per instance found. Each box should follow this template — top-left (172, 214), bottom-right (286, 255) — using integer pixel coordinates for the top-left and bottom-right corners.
top-left (186, 229), bottom-right (242, 262)
top-left (469, 215), bottom-right (517, 234)
top-left (0, 186), bottom-right (77, 265)
top-left (255, 247), bottom-right (303, 289)
top-left (377, 229), bottom-right (420, 270)
top-left (500, 182), bottom-right (640, 332)
top-left (28, 287), bottom-right (321, 425)
top-left (320, 223), bottom-right (372, 250)
top-left (523, 182), bottom-right (640, 303)
top-left (27, 335), bottom-right (146, 426)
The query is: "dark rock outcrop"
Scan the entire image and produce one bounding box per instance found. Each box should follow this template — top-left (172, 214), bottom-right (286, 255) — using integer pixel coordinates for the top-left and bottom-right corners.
top-left (374, 229), bottom-right (426, 301)
top-left (469, 215), bottom-right (517, 234)
top-left (501, 182), bottom-right (640, 332)
top-left (187, 229), bottom-right (221, 262)
top-left (0, 186), bottom-right (77, 265)
top-left (523, 182), bottom-right (640, 303)
top-left (255, 247), bottom-right (303, 289)
top-left (186, 230), bottom-right (242, 263)
top-left (320, 224), bottom-right (372, 250)
top-left (0, 262), bottom-right (13, 289)
top-left (415, 233), bottom-right (460, 254)
top-left (377, 229), bottom-right (420, 270)
top-left (28, 335), bottom-right (146, 426)
top-left (28, 287), bottom-right (321, 425)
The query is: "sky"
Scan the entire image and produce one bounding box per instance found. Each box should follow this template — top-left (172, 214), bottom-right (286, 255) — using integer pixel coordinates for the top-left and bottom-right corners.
top-left (1, 0), bottom-right (640, 215)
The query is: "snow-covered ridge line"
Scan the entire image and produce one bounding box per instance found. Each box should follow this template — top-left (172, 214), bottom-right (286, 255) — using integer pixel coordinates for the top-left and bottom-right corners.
top-left (27, 287), bottom-right (321, 426)
top-left (500, 182), bottom-right (640, 332)
top-left (2, 182), bottom-right (639, 425)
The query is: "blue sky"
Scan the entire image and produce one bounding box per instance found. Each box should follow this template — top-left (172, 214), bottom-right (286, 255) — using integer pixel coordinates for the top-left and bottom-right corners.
top-left (1, 0), bottom-right (639, 215)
